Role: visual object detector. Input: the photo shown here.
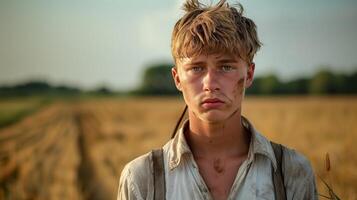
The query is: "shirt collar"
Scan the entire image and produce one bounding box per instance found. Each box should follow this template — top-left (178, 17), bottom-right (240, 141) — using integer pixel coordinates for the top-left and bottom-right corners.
top-left (168, 119), bottom-right (192, 170)
top-left (241, 116), bottom-right (278, 171)
top-left (168, 116), bottom-right (278, 171)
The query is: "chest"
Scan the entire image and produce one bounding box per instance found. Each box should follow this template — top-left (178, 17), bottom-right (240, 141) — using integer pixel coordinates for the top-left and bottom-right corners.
top-left (195, 157), bottom-right (245, 200)
top-left (165, 155), bottom-right (276, 200)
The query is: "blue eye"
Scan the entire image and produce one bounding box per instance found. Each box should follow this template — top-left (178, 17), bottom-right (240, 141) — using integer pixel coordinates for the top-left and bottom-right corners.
top-left (191, 66), bottom-right (203, 72)
top-left (221, 65), bottom-right (233, 72)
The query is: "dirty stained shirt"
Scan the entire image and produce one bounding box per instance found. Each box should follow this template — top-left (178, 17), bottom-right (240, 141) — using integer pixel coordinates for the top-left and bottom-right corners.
top-left (117, 117), bottom-right (318, 200)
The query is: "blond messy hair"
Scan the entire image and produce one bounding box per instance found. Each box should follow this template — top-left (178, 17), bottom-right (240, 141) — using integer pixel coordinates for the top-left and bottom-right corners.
top-left (171, 0), bottom-right (262, 64)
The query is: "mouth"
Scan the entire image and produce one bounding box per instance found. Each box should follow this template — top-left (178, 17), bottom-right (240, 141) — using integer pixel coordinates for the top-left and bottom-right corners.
top-left (201, 98), bottom-right (225, 109)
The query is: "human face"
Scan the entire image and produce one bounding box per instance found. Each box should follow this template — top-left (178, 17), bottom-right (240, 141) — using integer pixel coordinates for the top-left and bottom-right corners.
top-left (172, 53), bottom-right (255, 123)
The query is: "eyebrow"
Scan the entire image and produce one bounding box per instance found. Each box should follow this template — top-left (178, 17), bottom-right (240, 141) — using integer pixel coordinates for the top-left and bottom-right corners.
top-left (184, 58), bottom-right (238, 66)
top-left (216, 58), bottom-right (237, 64)
top-left (185, 61), bottom-right (206, 66)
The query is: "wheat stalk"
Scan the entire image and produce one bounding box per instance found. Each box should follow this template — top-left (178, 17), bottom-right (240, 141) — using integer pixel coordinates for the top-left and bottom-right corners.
top-left (318, 152), bottom-right (341, 200)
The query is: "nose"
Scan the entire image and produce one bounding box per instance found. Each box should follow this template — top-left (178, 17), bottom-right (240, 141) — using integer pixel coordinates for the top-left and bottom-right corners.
top-left (203, 69), bottom-right (220, 92)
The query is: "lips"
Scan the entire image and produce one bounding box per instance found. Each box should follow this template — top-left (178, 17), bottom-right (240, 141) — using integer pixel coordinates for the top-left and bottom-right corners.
top-left (201, 98), bottom-right (224, 109)
top-left (202, 98), bottom-right (224, 104)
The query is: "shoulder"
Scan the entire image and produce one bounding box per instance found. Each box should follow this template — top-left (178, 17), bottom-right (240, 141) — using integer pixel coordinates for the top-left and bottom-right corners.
top-left (281, 145), bottom-right (318, 199)
top-left (118, 152), bottom-right (153, 200)
top-left (281, 146), bottom-right (314, 179)
top-left (123, 151), bottom-right (153, 179)
top-left (120, 139), bottom-right (173, 185)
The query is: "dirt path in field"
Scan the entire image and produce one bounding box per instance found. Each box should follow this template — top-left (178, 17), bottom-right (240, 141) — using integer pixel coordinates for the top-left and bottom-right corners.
top-left (0, 103), bottom-right (111, 200)
top-left (74, 109), bottom-right (111, 200)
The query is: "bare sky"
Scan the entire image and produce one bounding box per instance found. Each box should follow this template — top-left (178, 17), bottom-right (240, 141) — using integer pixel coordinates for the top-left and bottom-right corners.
top-left (0, 0), bottom-right (356, 90)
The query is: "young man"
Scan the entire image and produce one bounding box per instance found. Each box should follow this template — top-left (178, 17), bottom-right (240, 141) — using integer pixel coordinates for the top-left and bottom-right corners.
top-left (118, 0), bottom-right (318, 199)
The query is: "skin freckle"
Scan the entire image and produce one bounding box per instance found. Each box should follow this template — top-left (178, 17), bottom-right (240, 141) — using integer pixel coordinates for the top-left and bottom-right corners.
top-left (213, 159), bottom-right (224, 174)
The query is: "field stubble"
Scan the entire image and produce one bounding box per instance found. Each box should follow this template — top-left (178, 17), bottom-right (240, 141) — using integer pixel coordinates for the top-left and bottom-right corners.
top-left (0, 96), bottom-right (356, 199)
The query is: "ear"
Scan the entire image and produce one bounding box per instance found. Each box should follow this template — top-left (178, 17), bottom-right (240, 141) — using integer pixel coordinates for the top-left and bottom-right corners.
top-left (245, 62), bottom-right (255, 88)
top-left (171, 66), bottom-right (182, 91)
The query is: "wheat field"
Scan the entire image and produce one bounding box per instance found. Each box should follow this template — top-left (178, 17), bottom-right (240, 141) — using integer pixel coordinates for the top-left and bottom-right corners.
top-left (0, 96), bottom-right (356, 200)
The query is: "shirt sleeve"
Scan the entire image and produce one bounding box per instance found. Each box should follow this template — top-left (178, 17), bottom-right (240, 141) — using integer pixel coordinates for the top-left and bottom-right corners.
top-left (117, 164), bottom-right (144, 200)
top-left (303, 174), bottom-right (318, 200)
top-left (282, 148), bottom-right (319, 200)
top-left (117, 152), bottom-right (153, 200)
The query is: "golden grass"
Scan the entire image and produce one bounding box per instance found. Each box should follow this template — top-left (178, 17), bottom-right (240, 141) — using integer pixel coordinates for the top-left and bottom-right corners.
top-left (242, 96), bottom-right (357, 199)
top-left (0, 96), bottom-right (356, 199)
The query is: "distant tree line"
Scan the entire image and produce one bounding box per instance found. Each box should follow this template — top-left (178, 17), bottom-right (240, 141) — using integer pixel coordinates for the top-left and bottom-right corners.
top-left (247, 70), bottom-right (357, 95)
top-left (134, 63), bottom-right (357, 96)
top-left (0, 81), bottom-right (115, 97)
top-left (0, 81), bottom-right (79, 97)
top-left (1, 65), bottom-right (356, 97)
top-left (132, 63), bottom-right (178, 95)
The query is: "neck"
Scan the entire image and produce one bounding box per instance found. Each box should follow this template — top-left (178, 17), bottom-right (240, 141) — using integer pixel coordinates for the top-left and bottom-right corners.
top-left (185, 110), bottom-right (250, 159)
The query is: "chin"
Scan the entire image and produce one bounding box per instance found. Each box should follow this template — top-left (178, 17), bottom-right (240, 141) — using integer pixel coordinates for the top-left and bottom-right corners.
top-left (199, 110), bottom-right (231, 123)
top-left (199, 108), bottom-right (240, 123)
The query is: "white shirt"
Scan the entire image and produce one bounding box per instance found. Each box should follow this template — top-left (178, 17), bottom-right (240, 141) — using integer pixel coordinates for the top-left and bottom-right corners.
top-left (117, 117), bottom-right (318, 200)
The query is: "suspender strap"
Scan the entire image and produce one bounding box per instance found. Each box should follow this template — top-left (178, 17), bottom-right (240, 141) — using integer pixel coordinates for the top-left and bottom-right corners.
top-left (152, 148), bottom-right (166, 200)
top-left (270, 141), bottom-right (287, 200)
